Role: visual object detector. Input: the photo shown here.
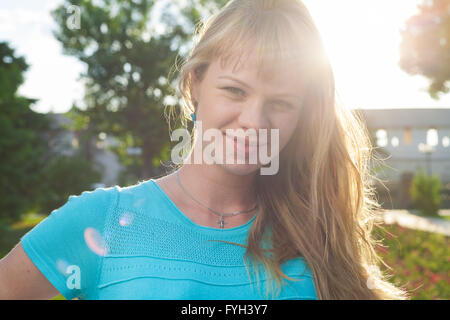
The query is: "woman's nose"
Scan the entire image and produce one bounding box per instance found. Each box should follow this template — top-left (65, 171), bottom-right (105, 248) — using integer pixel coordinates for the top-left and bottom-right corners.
top-left (237, 98), bottom-right (270, 130)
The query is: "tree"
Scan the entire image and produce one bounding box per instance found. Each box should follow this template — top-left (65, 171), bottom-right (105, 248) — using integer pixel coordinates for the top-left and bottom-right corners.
top-left (51, 0), bottom-right (228, 181)
top-left (399, 0), bottom-right (450, 99)
top-left (38, 154), bottom-right (102, 214)
top-left (0, 42), bottom-right (103, 222)
top-left (0, 42), bottom-right (52, 223)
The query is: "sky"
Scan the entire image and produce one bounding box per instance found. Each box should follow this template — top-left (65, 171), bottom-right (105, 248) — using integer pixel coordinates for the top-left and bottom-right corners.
top-left (0, 0), bottom-right (449, 114)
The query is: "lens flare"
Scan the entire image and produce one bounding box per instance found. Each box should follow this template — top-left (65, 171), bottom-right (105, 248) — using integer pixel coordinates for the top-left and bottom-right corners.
top-left (84, 227), bottom-right (108, 256)
top-left (119, 212), bottom-right (134, 226)
top-left (56, 259), bottom-right (71, 275)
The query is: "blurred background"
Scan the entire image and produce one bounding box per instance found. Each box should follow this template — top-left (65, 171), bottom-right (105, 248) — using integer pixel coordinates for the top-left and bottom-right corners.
top-left (0, 0), bottom-right (449, 299)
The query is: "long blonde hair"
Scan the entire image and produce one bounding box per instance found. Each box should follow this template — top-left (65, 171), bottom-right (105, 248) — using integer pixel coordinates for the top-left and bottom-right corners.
top-left (166, 0), bottom-right (410, 300)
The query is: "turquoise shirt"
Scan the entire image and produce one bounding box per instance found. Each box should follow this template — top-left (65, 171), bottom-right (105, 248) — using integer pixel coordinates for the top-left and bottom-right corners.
top-left (20, 179), bottom-right (317, 300)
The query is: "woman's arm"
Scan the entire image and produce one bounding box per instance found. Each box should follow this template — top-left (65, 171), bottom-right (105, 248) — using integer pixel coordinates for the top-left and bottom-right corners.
top-left (0, 242), bottom-right (61, 300)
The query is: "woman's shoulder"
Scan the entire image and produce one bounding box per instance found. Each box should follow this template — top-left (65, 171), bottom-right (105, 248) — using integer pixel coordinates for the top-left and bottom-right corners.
top-left (111, 179), bottom-right (163, 212)
top-left (67, 184), bottom-right (120, 209)
top-left (69, 179), bottom-right (159, 215)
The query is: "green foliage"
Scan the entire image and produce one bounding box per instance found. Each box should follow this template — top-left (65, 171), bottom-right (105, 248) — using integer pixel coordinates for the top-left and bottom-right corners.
top-left (374, 223), bottom-right (450, 300)
top-left (51, 0), bottom-right (182, 179)
top-left (0, 42), bottom-right (105, 223)
top-left (36, 155), bottom-right (102, 215)
top-left (0, 43), bottom-right (27, 100)
top-left (0, 42), bottom-right (53, 224)
top-left (409, 169), bottom-right (443, 216)
top-left (118, 169), bottom-right (140, 188)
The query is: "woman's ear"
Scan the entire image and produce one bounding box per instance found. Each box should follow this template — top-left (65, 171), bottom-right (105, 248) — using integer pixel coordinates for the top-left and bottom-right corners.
top-left (190, 69), bottom-right (200, 104)
top-left (190, 65), bottom-right (208, 104)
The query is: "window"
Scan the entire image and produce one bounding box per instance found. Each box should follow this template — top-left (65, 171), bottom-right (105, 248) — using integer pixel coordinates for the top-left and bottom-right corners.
top-left (426, 128), bottom-right (439, 147)
top-left (403, 127), bottom-right (412, 145)
top-left (443, 136), bottom-right (450, 147)
top-left (391, 136), bottom-right (399, 147)
top-left (376, 129), bottom-right (388, 147)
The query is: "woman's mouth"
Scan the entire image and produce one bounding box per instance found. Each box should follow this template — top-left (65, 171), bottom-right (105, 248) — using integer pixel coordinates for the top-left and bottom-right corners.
top-left (223, 132), bottom-right (267, 155)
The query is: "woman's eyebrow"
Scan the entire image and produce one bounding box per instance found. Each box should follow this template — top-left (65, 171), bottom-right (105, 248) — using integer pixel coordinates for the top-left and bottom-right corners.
top-left (218, 75), bottom-right (252, 89)
top-left (218, 75), bottom-right (303, 101)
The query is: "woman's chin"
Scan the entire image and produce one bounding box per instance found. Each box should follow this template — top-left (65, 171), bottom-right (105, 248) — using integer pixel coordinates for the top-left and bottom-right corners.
top-left (217, 162), bottom-right (262, 176)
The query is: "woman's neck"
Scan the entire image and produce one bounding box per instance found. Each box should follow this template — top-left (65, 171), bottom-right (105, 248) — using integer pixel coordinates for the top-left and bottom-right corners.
top-left (154, 164), bottom-right (258, 229)
top-left (178, 164), bottom-right (257, 211)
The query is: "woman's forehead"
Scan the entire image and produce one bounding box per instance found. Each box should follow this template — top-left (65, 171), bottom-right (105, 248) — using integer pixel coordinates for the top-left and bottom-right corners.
top-left (210, 52), bottom-right (309, 88)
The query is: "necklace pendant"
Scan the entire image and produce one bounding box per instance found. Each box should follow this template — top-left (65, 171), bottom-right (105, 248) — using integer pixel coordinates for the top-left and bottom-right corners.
top-left (218, 216), bottom-right (227, 228)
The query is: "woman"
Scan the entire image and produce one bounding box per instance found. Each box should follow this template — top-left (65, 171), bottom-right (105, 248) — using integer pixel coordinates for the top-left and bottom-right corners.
top-left (0, 0), bottom-right (409, 300)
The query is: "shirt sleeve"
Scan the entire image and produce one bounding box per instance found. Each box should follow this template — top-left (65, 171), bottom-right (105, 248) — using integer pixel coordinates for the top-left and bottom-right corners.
top-left (20, 186), bottom-right (118, 300)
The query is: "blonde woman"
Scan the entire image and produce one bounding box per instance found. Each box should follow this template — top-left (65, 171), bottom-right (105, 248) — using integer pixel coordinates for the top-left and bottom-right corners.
top-left (0, 0), bottom-right (409, 300)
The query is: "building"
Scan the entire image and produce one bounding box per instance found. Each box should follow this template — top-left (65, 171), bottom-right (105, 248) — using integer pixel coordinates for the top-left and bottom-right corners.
top-left (357, 108), bottom-right (450, 208)
top-left (357, 108), bottom-right (450, 183)
top-left (47, 112), bottom-right (123, 187)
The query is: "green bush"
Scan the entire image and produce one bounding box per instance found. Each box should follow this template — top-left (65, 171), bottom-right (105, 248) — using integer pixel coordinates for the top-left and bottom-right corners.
top-left (409, 169), bottom-right (443, 216)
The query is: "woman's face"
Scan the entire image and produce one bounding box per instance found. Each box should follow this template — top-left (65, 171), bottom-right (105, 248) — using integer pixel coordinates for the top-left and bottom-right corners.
top-left (191, 51), bottom-right (308, 176)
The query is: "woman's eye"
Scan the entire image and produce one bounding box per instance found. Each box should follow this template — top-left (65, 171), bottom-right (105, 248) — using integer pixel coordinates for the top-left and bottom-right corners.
top-left (220, 87), bottom-right (294, 110)
top-left (272, 101), bottom-right (294, 111)
top-left (224, 87), bottom-right (245, 97)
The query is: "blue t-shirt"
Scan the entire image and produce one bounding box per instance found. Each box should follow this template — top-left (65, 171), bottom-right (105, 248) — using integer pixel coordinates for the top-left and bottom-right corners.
top-left (20, 179), bottom-right (317, 300)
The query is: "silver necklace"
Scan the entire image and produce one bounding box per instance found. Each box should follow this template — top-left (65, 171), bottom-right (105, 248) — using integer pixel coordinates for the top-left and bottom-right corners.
top-left (175, 170), bottom-right (257, 228)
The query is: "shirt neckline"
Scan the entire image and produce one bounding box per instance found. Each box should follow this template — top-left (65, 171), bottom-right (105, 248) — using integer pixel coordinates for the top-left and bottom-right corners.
top-left (147, 179), bottom-right (257, 236)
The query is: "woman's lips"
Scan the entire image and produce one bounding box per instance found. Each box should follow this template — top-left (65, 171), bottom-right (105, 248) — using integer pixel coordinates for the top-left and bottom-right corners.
top-left (223, 133), bottom-right (267, 154)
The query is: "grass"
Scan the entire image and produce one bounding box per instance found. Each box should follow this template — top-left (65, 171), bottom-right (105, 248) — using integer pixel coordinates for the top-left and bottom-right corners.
top-left (1, 214), bottom-right (449, 300)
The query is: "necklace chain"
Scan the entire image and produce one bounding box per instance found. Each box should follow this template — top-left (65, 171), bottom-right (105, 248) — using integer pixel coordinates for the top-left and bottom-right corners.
top-left (175, 170), bottom-right (257, 228)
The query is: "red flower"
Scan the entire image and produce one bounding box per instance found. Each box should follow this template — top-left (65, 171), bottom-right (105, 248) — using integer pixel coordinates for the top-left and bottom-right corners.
top-left (430, 274), bottom-right (440, 284)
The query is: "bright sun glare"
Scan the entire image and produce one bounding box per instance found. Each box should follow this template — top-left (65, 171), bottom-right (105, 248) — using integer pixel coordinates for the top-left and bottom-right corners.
top-left (302, 0), bottom-right (433, 110)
